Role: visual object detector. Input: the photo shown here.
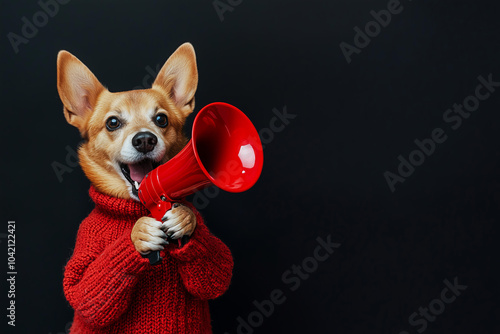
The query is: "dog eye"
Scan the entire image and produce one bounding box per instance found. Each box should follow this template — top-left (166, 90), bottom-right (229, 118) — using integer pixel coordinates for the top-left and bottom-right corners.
top-left (106, 116), bottom-right (122, 131)
top-left (154, 113), bottom-right (168, 128)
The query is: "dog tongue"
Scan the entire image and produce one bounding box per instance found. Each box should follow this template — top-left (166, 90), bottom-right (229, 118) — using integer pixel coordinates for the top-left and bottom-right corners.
top-left (128, 160), bottom-right (154, 183)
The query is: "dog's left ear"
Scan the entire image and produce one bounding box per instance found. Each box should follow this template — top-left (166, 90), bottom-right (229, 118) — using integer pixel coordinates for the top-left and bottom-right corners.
top-left (153, 43), bottom-right (198, 117)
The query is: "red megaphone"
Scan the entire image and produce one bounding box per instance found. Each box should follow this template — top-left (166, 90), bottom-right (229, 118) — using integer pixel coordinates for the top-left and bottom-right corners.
top-left (138, 102), bottom-right (263, 264)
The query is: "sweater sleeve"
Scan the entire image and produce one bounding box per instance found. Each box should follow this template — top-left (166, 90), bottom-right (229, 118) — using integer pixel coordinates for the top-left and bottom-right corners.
top-left (63, 218), bottom-right (149, 328)
top-left (168, 204), bottom-right (234, 300)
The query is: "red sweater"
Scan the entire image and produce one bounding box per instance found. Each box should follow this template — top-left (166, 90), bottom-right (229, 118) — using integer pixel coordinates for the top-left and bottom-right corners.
top-left (64, 186), bottom-right (233, 333)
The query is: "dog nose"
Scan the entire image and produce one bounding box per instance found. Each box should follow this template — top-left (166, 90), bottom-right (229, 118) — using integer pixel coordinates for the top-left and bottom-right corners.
top-left (132, 132), bottom-right (158, 153)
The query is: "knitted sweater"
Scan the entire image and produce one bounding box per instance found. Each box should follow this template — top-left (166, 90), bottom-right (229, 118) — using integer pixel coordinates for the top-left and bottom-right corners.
top-left (63, 186), bottom-right (233, 333)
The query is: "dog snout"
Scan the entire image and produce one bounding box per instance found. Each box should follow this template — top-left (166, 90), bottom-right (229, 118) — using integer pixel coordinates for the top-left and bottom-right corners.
top-left (132, 132), bottom-right (158, 153)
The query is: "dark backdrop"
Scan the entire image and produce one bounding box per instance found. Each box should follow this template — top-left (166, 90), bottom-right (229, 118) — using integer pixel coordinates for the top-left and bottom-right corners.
top-left (2, 0), bottom-right (500, 333)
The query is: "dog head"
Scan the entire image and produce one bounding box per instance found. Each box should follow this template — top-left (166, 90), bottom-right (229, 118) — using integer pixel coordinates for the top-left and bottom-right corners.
top-left (57, 43), bottom-right (198, 200)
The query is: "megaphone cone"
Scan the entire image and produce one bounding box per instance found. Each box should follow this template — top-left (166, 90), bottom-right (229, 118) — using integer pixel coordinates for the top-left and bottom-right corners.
top-left (138, 102), bottom-right (263, 230)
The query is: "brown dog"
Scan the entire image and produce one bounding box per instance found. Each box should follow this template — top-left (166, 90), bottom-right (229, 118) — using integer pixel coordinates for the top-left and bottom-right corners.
top-left (57, 43), bottom-right (198, 251)
top-left (58, 43), bottom-right (233, 333)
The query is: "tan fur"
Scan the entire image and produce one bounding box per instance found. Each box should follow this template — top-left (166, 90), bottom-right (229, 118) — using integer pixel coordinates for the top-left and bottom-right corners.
top-left (57, 43), bottom-right (199, 250)
top-left (57, 43), bottom-right (197, 199)
top-left (57, 43), bottom-right (198, 249)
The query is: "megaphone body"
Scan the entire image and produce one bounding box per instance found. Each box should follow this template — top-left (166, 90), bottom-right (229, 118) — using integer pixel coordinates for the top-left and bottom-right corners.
top-left (138, 102), bottom-right (263, 264)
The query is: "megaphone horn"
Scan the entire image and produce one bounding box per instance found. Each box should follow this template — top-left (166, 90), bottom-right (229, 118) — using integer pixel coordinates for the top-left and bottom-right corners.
top-left (138, 102), bottom-right (264, 264)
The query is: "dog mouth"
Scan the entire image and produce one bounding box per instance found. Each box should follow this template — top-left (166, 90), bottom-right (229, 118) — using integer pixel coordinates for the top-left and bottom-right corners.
top-left (120, 159), bottom-right (161, 197)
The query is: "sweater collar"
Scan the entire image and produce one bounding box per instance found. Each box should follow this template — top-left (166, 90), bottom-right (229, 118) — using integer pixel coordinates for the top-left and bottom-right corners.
top-left (89, 186), bottom-right (150, 218)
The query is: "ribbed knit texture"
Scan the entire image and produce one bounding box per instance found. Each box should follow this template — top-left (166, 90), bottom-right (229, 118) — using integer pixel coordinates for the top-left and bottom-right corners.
top-left (64, 186), bottom-right (234, 333)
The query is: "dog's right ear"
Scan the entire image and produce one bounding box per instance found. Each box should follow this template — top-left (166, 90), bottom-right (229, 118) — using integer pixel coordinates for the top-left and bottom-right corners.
top-left (57, 51), bottom-right (106, 136)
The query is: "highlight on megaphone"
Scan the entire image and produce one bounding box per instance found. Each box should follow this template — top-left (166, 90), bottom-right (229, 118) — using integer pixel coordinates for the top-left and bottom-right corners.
top-left (138, 102), bottom-right (264, 264)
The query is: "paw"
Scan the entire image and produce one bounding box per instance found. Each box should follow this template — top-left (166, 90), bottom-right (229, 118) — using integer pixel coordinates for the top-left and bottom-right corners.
top-left (161, 204), bottom-right (197, 240)
top-left (131, 217), bottom-right (169, 255)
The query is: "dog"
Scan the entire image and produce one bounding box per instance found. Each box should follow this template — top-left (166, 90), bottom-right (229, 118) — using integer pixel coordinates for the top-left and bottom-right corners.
top-left (58, 43), bottom-right (233, 333)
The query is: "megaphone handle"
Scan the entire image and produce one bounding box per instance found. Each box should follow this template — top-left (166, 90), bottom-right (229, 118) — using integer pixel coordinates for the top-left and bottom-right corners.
top-left (143, 202), bottom-right (181, 265)
top-left (144, 251), bottom-right (162, 265)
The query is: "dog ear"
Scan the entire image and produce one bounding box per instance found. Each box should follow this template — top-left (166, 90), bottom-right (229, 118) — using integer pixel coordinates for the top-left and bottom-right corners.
top-left (57, 51), bottom-right (106, 136)
top-left (152, 43), bottom-right (198, 117)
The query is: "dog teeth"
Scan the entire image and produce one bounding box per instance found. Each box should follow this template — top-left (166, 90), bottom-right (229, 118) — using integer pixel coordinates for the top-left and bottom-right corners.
top-left (134, 181), bottom-right (139, 190)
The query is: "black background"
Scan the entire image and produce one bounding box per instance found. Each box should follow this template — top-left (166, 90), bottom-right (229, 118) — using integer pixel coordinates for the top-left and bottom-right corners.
top-left (2, 0), bottom-right (500, 333)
